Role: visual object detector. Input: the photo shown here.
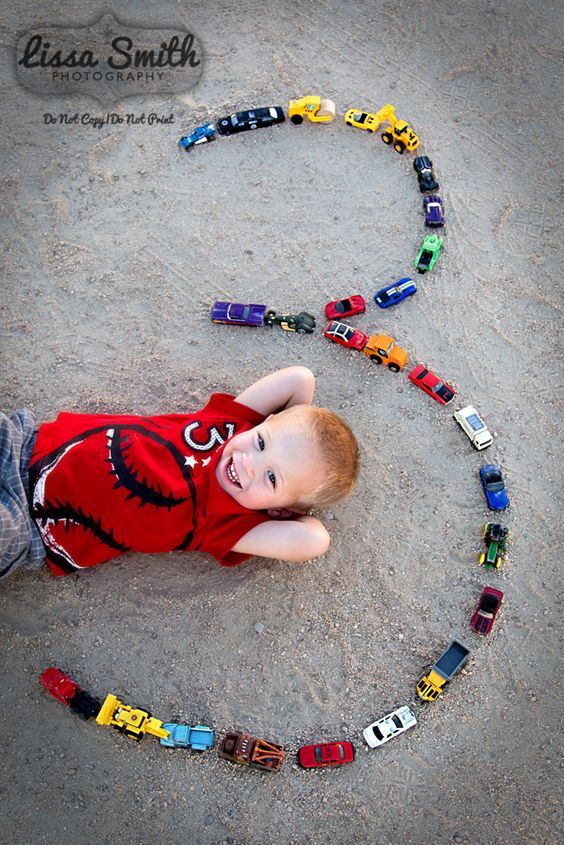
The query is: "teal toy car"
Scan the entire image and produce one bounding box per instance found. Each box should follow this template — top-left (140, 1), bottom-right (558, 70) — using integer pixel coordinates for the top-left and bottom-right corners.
top-left (160, 723), bottom-right (214, 751)
top-left (414, 234), bottom-right (443, 274)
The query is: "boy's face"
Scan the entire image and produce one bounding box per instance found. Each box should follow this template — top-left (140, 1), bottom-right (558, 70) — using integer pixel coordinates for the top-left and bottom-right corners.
top-left (215, 411), bottom-right (320, 510)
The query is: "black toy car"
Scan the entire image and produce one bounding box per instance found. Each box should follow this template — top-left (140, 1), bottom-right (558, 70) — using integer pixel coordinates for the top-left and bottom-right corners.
top-left (413, 156), bottom-right (439, 192)
top-left (216, 107), bottom-right (285, 136)
top-left (264, 310), bottom-right (316, 334)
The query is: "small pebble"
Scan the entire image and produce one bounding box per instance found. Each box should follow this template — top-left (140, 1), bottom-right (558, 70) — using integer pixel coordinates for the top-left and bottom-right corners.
top-left (254, 622), bottom-right (264, 634)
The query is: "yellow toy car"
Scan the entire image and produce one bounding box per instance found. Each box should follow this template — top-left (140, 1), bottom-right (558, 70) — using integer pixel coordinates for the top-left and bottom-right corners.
top-left (363, 333), bottom-right (408, 372)
top-left (288, 95), bottom-right (335, 124)
top-left (96, 693), bottom-right (169, 741)
top-left (344, 109), bottom-right (381, 132)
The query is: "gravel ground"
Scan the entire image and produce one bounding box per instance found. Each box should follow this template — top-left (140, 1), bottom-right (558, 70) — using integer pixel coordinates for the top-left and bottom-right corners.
top-left (0, 1), bottom-right (562, 844)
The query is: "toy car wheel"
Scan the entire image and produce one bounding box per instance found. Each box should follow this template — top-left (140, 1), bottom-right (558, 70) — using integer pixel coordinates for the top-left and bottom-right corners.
top-left (290, 115), bottom-right (303, 125)
top-left (345, 120), bottom-right (352, 125)
top-left (393, 142), bottom-right (405, 154)
top-left (381, 132), bottom-right (393, 145)
top-left (388, 363), bottom-right (400, 372)
top-left (369, 355), bottom-right (382, 364)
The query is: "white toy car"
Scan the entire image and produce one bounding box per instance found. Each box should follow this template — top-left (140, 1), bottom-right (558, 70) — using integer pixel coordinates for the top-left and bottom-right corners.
top-left (363, 705), bottom-right (417, 748)
top-left (453, 405), bottom-right (493, 450)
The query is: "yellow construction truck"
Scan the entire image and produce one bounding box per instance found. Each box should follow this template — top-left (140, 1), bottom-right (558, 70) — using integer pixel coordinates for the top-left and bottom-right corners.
top-left (288, 95), bottom-right (336, 124)
top-left (344, 103), bottom-right (419, 153)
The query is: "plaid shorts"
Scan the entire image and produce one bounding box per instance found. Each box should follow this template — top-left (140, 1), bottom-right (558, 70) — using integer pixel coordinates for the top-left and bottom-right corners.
top-left (0, 410), bottom-right (45, 579)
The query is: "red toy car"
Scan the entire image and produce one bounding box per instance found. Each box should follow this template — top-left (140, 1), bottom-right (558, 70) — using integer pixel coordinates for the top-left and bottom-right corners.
top-left (39, 667), bottom-right (80, 705)
top-left (297, 740), bottom-right (355, 769)
top-left (325, 295), bottom-right (366, 320)
top-left (408, 364), bottom-right (456, 405)
top-left (471, 587), bottom-right (504, 635)
top-left (324, 320), bottom-right (368, 351)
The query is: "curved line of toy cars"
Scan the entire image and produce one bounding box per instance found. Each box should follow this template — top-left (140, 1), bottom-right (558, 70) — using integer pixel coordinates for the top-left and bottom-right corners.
top-left (38, 96), bottom-right (511, 772)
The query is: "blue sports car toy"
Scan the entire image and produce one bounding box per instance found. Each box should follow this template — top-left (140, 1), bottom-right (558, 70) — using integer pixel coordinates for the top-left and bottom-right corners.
top-left (374, 277), bottom-right (417, 308)
top-left (480, 465), bottom-right (510, 511)
top-left (179, 123), bottom-right (216, 151)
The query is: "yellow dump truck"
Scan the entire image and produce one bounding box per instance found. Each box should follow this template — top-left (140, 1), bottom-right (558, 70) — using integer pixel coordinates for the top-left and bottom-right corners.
top-left (417, 641), bottom-right (471, 701)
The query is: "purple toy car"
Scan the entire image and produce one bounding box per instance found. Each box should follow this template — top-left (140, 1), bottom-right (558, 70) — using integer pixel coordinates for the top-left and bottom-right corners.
top-left (423, 196), bottom-right (445, 228)
top-left (211, 301), bottom-right (267, 326)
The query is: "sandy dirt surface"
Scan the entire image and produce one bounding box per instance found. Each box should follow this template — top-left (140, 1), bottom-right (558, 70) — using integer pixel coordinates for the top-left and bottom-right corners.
top-left (1, 1), bottom-right (562, 844)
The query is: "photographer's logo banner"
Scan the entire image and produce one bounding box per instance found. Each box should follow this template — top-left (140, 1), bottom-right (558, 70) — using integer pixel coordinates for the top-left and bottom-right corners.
top-left (16, 12), bottom-right (202, 103)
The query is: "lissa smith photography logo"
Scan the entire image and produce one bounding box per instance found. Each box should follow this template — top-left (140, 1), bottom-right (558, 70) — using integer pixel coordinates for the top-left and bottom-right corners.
top-left (16, 12), bottom-right (202, 103)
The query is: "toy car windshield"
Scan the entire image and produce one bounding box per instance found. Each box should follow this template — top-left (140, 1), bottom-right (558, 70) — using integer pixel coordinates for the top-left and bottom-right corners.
top-left (418, 251), bottom-right (433, 268)
top-left (227, 304), bottom-right (249, 321)
top-left (467, 414), bottom-right (485, 431)
top-left (335, 299), bottom-right (353, 312)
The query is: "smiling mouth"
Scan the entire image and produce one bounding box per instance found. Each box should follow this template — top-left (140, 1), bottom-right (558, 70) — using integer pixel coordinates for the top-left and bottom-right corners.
top-left (226, 457), bottom-right (242, 488)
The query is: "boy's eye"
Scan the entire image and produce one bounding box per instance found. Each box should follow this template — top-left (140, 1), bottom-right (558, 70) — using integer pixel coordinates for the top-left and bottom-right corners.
top-left (268, 470), bottom-right (276, 489)
top-left (258, 433), bottom-right (265, 451)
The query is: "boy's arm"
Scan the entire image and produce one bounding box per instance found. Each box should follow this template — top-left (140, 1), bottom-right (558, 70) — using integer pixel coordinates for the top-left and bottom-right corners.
top-left (231, 515), bottom-right (330, 563)
top-left (234, 366), bottom-right (315, 416)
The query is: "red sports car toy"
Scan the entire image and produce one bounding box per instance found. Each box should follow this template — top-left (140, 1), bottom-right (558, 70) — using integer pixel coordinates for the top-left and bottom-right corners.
top-left (324, 320), bottom-right (368, 351)
top-left (39, 667), bottom-right (80, 705)
top-left (471, 587), bottom-right (504, 635)
top-left (297, 740), bottom-right (355, 769)
top-left (325, 295), bottom-right (366, 320)
top-left (408, 364), bottom-right (456, 405)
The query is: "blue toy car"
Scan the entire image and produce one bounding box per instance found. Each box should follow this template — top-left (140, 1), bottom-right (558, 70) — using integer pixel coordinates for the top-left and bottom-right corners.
top-left (160, 723), bottom-right (214, 751)
top-left (179, 123), bottom-right (216, 151)
top-left (423, 196), bottom-right (445, 228)
top-left (374, 277), bottom-right (417, 308)
top-left (480, 465), bottom-right (510, 511)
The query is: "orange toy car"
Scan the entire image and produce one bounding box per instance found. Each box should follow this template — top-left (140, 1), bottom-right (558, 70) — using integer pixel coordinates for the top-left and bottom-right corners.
top-left (363, 333), bottom-right (408, 371)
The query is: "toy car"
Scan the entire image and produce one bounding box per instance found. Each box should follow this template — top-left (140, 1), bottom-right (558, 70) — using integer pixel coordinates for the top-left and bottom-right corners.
top-left (69, 689), bottom-right (102, 720)
top-left (96, 694), bottom-right (169, 741)
top-left (178, 122), bottom-right (215, 150)
top-left (374, 278), bottom-right (417, 308)
top-left (325, 295), bottom-right (366, 320)
top-left (39, 668), bottom-right (80, 706)
top-left (219, 731), bottom-right (284, 772)
top-left (211, 301), bottom-right (267, 326)
top-left (480, 522), bottom-right (509, 569)
top-left (160, 723), bottom-right (214, 751)
top-left (363, 706), bottom-right (417, 748)
top-left (264, 310), bottom-right (315, 333)
top-left (297, 740), bottom-right (355, 768)
top-left (363, 333), bottom-right (408, 372)
top-left (216, 106), bottom-right (285, 136)
top-left (453, 405), bottom-right (493, 450)
top-left (423, 196), bottom-right (445, 227)
top-left (288, 96), bottom-right (335, 124)
top-left (344, 109), bottom-right (380, 132)
top-left (417, 640), bottom-right (470, 701)
top-left (413, 156), bottom-right (439, 192)
top-left (408, 364), bottom-right (456, 405)
top-left (414, 234), bottom-right (443, 274)
top-left (324, 320), bottom-right (368, 351)
top-left (480, 465), bottom-right (510, 510)
top-left (471, 587), bottom-right (504, 635)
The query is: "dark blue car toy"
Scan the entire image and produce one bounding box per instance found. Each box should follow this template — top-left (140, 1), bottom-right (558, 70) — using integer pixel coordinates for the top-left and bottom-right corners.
top-left (423, 196), bottom-right (445, 228)
top-left (374, 277), bottom-right (417, 308)
top-left (480, 464), bottom-right (510, 511)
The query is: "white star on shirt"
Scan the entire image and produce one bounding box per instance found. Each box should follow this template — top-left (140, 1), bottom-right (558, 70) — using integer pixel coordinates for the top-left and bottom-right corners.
top-left (201, 456), bottom-right (211, 467)
top-left (184, 455), bottom-right (198, 468)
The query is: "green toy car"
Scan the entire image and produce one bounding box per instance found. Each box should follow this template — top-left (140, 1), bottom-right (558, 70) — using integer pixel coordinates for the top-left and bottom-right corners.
top-left (414, 234), bottom-right (443, 274)
top-left (479, 522), bottom-right (509, 570)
